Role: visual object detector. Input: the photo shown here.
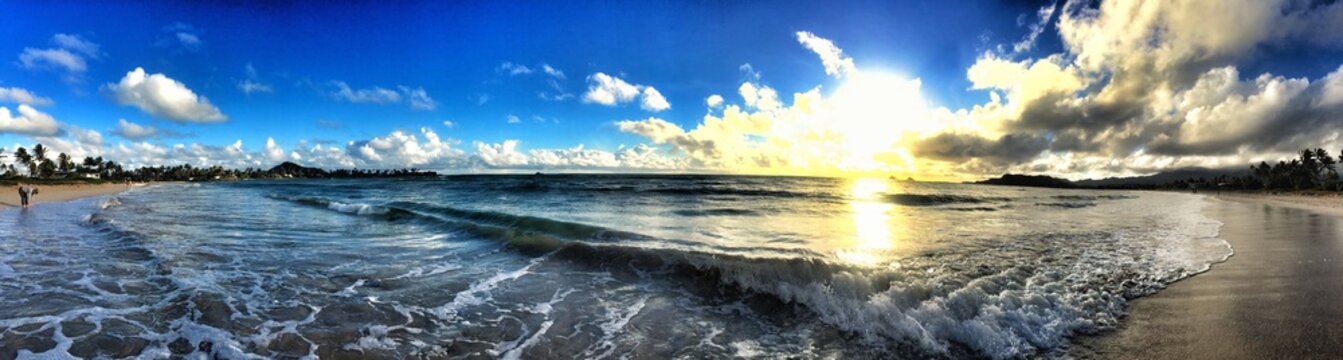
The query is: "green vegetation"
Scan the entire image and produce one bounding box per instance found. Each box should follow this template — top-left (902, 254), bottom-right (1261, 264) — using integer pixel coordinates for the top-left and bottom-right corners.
top-left (1166, 148), bottom-right (1343, 191)
top-left (0, 144), bottom-right (437, 184)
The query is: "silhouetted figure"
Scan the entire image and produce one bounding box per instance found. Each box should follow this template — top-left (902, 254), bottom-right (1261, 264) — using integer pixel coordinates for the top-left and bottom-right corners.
top-left (17, 184), bottom-right (37, 208)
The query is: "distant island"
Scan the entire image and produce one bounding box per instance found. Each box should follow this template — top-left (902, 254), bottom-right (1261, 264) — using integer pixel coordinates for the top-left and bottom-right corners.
top-left (974, 174), bottom-right (1077, 188)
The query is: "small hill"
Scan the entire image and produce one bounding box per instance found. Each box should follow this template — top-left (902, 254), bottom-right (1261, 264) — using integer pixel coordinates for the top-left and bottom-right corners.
top-left (974, 174), bottom-right (1076, 188)
top-left (268, 162), bottom-right (329, 178)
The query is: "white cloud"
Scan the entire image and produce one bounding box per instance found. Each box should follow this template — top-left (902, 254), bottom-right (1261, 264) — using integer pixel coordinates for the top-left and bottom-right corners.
top-left (616, 117), bottom-right (686, 144)
top-left (474, 140), bottom-right (529, 167)
top-left (51, 34), bottom-right (100, 57)
top-left (706, 94), bottom-right (724, 108)
top-left (506, 114), bottom-right (521, 124)
top-left (176, 32), bottom-right (202, 49)
top-left (330, 82), bottom-right (435, 110)
top-left (499, 62), bottom-right (566, 79)
top-left (19, 48), bottom-right (86, 73)
top-left (111, 119), bottom-right (159, 140)
top-left (238, 63), bottom-right (273, 94)
top-left (106, 67), bottom-right (227, 123)
top-left (442, 120), bottom-right (455, 128)
top-left (583, 73), bottom-right (641, 105)
top-left (740, 63), bottom-right (762, 80)
top-left (348, 128), bottom-right (466, 169)
top-left (795, 31), bottom-right (857, 78)
top-left (331, 81), bottom-right (401, 104)
top-left (1011, 2), bottom-right (1058, 54)
top-left (238, 80), bottom-right (273, 94)
top-left (499, 62), bottom-right (534, 75)
top-left (540, 64), bottom-right (566, 79)
top-left (17, 34), bottom-right (101, 83)
top-left (640, 87), bottom-right (671, 111)
top-left (264, 137), bottom-right (288, 162)
top-left (400, 86), bottom-right (437, 110)
top-left (582, 72), bottom-right (670, 111)
top-left (160, 23), bottom-right (204, 51)
top-left (0, 105), bottom-right (62, 136)
top-left (0, 87), bottom-right (54, 106)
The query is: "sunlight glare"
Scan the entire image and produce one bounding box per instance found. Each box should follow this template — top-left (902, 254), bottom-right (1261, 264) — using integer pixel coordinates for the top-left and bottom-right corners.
top-left (827, 70), bottom-right (930, 173)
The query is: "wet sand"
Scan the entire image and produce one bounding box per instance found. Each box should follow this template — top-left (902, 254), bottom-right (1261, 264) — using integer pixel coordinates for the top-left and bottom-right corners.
top-left (0, 183), bottom-right (131, 208)
top-left (1072, 195), bottom-right (1343, 358)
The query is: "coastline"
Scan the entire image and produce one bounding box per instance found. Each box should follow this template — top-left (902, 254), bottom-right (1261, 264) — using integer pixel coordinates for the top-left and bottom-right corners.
top-left (0, 183), bottom-right (135, 208)
top-left (1071, 192), bottom-right (1343, 358)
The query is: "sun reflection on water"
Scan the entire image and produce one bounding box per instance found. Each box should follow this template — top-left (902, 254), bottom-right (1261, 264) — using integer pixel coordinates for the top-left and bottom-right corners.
top-left (837, 178), bottom-right (900, 266)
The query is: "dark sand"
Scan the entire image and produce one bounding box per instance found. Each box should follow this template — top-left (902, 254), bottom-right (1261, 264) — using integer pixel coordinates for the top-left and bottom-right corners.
top-left (1071, 196), bottom-right (1343, 359)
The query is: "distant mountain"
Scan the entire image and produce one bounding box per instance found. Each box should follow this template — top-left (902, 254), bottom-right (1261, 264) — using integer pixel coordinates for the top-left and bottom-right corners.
top-left (1075, 167), bottom-right (1248, 188)
top-left (974, 174), bottom-right (1077, 188)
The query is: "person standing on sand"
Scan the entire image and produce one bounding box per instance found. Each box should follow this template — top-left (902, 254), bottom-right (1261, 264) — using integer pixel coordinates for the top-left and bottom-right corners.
top-left (17, 183), bottom-right (36, 208)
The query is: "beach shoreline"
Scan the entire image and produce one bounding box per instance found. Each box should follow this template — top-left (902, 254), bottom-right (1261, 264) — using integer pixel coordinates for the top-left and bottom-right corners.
top-left (0, 183), bottom-right (135, 208)
top-left (1071, 192), bottom-right (1343, 358)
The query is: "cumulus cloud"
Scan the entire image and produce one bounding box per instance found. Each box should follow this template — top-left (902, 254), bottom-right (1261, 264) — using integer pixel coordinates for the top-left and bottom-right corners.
top-left (0, 87), bottom-right (54, 106)
top-left (0, 105), bottom-right (62, 136)
top-left (330, 82), bottom-right (435, 110)
top-left (474, 140), bottom-right (529, 167)
top-left (706, 94), bottom-right (724, 108)
top-left (105, 67), bottom-right (227, 123)
top-left (347, 127), bottom-right (466, 169)
top-left (582, 72), bottom-right (670, 111)
top-left (640, 87), bottom-right (670, 111)
top-left (920, 0), bottom-right (1343, 178)
top-left (264, 137), bottom-right (288, 162)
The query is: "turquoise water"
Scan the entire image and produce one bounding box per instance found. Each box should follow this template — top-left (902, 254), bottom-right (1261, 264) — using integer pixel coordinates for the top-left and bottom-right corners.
top-left (0, 176), bottom-right (1230, 358)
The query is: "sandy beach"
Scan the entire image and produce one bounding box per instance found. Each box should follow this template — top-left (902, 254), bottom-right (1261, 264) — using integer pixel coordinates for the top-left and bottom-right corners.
top-left (1072, 193), bottom-right (1343, 358)
top-left (0, 183), bottom-right (132, 208)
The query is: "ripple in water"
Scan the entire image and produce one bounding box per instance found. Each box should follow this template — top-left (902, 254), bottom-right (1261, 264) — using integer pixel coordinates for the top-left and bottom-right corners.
top-left (0, 178), bottom-right (1230, 358)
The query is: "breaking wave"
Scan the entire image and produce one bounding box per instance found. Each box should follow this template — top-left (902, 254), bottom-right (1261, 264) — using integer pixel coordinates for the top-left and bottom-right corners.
top-left (266, 193), bottom-right (1230, 358)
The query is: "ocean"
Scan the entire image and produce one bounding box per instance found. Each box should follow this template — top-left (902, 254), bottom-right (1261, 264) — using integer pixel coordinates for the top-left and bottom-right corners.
top-left (0, 176), bottom-right (1232, 359)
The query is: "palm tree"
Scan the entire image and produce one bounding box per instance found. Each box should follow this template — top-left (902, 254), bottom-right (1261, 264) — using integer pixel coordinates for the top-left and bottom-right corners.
top-left (57, 153), bottom-right (72, 175)
top-left (13, 147), bottom-right (32, 178)
top-left (31, 144), bottom-right (48, 178)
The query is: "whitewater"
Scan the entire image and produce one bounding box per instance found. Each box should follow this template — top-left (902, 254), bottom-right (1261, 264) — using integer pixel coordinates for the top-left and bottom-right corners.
top-left (0, 176), bottom-right (1231, 358)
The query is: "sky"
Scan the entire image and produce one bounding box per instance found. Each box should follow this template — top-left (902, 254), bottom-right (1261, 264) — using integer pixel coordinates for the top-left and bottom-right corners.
top-left (2, 0), bottom-right (1343, 180)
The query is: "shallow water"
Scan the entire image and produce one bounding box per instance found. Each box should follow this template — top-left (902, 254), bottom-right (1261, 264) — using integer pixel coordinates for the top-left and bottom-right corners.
top-left (0, 176), bottom-right (1230, 358)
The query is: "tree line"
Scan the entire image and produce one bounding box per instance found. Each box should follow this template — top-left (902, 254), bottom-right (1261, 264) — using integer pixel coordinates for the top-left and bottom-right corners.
top-left (1164, 148), bottom-right (1343, 191)
top-left (0, 144), bottom-right (437, 182)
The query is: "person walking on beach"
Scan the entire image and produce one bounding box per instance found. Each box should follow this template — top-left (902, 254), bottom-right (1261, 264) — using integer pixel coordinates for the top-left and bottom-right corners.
top-left (17, 183), bottom-right (36, 208)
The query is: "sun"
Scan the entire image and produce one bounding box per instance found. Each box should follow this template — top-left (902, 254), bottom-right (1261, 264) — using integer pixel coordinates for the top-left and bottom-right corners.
top-left (824, 70), bottom-right (929, 174)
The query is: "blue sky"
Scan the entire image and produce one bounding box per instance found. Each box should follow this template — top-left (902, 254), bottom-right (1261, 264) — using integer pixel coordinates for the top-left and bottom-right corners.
top-left (3, 1), bottom-right (1343, 179)
top-left (0, 1), bottom-right (1045, 145)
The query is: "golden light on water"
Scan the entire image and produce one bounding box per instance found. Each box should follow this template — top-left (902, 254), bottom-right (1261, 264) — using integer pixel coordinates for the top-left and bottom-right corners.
top-left (837, 178), bottom-right (899, 266)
